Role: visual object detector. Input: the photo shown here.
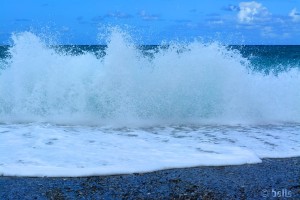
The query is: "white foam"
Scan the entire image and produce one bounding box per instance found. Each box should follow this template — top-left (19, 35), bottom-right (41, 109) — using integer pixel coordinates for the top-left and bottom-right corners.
top-left (0, 29), bottom-right (299, 177)
top-left (0, 30), bottom-right (299, 125)
top-left (0, 124), bottom-right (298, 177)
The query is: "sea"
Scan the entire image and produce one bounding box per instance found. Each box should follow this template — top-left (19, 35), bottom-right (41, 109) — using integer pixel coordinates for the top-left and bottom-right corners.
top-left (0, 30), bottom-right (299, 177)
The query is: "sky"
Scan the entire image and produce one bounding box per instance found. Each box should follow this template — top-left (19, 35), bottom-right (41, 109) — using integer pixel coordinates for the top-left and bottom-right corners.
top-left (1, 0), bottom-right (300, 45)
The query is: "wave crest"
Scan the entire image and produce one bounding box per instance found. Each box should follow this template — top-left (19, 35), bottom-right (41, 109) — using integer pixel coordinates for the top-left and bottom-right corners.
top-left (0, 29), bottom-right (299, 125)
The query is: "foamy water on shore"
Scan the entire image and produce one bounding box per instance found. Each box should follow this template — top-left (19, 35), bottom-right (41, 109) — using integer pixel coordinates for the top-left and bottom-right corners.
top-left (0, 28), bottom-right (299, 176)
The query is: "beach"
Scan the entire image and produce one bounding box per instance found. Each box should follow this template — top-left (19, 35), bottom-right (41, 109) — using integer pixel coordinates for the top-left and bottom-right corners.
top-left (1, 157), bottom-right (299, 199)
top-left (1, 0), bottom-right (300, 199)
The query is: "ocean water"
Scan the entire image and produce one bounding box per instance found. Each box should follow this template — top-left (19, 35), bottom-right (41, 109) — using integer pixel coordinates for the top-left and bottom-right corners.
top-left (0, 29), bottom-right (299, 177)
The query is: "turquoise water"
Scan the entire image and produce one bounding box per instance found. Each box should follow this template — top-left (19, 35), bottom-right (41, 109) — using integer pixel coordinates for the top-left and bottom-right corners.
top-left (2, 44), bottom-right (300, 72)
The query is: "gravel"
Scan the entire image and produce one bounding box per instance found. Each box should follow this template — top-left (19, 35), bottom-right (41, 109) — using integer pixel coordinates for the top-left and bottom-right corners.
top-left (0, 157), bottom-right (299, 199)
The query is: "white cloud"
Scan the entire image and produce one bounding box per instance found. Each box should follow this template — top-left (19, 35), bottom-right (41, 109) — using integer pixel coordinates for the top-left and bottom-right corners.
top-left (223, 4), bottom-right (240, 12)
top-left (261, 26), bottom-right (277, 38)
top-left (289, 8), bottom-right (300, 22)
top-left (261, 26), bottom-right (290, 39)
top-left (238, 1), bottom-right (270, 23)
top-left (139, 10), bottom-right (160, 21)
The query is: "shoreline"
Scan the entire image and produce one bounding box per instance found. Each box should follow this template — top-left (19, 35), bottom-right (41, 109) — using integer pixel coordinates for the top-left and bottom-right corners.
top-left (1, 157), bottom-right (299, 199)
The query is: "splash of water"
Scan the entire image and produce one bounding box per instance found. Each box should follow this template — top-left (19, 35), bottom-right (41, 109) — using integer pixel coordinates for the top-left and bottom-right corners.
top-left (0, 29), bottom-right (299, 126)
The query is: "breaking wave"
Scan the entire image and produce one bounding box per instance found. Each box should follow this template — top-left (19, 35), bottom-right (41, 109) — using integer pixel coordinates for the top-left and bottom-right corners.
top-left (0, 28), bottom-right (299, 126)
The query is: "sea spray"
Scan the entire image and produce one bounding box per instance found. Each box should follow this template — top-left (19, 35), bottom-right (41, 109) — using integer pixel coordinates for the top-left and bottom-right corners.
top-left (0, 29), bottom-right (299, 177)
top-left (0, 29), bottom-right (299, 125)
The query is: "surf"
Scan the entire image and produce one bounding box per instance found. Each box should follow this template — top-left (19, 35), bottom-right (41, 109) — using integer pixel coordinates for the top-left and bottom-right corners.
top-left (0, 28), bottom-right (300, 126)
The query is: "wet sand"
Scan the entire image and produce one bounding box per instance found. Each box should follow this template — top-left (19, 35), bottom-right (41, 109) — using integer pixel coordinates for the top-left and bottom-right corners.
top-left (0, 157), bottom-right (299, 199)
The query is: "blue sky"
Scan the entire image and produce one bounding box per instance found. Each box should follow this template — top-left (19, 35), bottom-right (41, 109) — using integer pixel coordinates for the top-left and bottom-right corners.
top-left (1, 0), bottom-right (300, 44)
